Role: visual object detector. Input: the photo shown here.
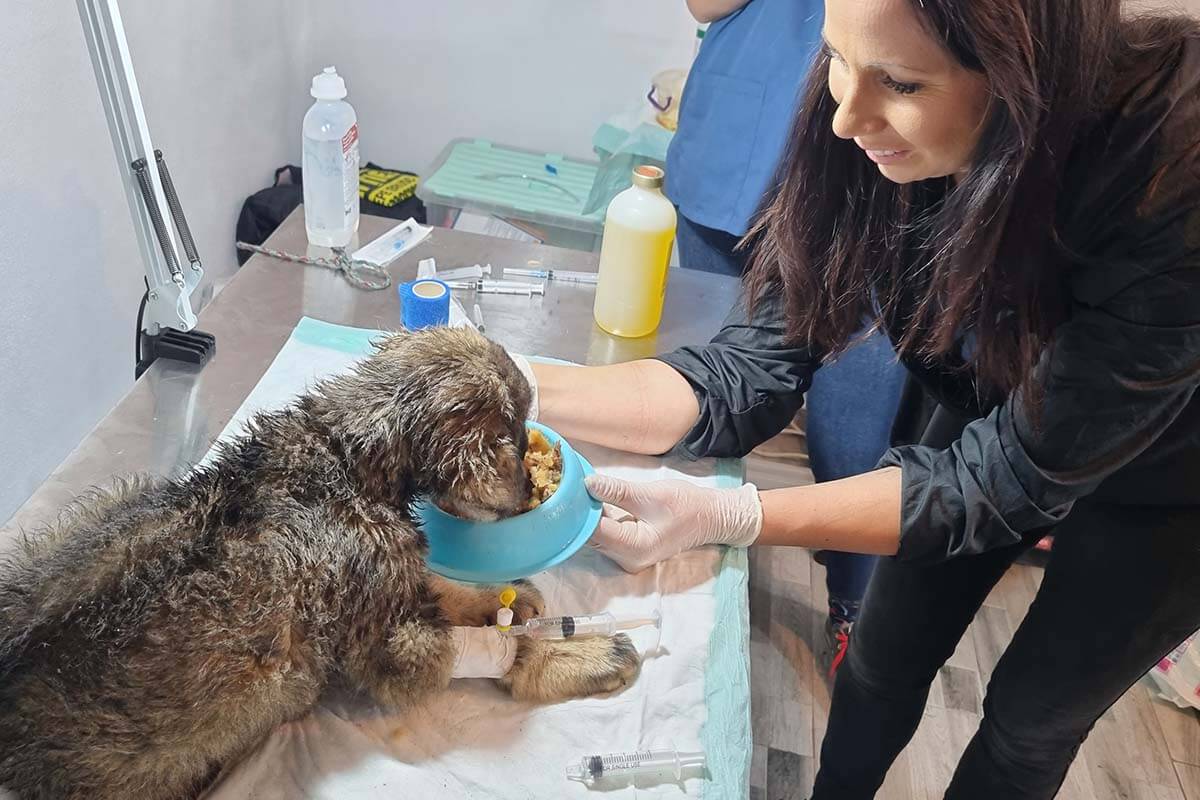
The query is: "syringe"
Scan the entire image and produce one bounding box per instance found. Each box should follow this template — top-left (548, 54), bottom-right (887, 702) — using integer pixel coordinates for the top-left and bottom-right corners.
top-left (445, 279), bottom-right (546, 296)
top-left (504, 267), bottom-right (599, 285)
top-left (565, 747), bottom-right (706, 786)
top-left (481, 279), bottom-right (545, 296)
top-left (500, 610), bottom-right (661, 640)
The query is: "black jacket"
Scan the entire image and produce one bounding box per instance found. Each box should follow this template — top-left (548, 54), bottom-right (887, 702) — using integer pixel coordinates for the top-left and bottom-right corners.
top-left (659, 37), bottom-right (1200, 564)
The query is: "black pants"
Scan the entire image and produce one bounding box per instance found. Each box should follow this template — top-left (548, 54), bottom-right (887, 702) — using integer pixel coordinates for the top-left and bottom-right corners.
top-left (811, 499), bottom-right (1200, 798)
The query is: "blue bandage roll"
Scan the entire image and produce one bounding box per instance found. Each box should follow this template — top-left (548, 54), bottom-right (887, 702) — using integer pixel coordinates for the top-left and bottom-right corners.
top-left (399, 278), bottom-right (450, 330)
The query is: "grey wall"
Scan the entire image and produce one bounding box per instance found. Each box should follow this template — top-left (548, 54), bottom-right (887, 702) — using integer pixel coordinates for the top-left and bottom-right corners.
top-left (0, 1), bottom-right (295, 525)
top-left (287, 1), bottom-right (698, 176)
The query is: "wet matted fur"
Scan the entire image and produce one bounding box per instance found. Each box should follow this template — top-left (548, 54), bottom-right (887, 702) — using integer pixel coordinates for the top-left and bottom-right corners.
top-left (0, 327), bottom-right (639, 800)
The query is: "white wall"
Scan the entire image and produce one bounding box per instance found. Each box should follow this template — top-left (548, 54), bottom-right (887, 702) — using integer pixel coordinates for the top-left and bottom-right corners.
top-left (1128, 0), bottom-right (1200, 13)
top-left (287, 0), bottom-right (1200, 182)
top-left (288, 2), bottom-right (698, 173)
top-left (123, 0), bottom-right (301, 294)
top-left (0, 1), bottom-right (294, 525)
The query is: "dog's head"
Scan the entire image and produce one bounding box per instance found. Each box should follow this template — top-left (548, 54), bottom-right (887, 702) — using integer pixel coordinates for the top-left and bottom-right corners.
top-left (319, 327), bottom-right (533, 518)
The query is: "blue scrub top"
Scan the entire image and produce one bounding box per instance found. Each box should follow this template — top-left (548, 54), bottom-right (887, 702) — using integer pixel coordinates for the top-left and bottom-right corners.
top-left (665, 0), bottom-right (823, 236)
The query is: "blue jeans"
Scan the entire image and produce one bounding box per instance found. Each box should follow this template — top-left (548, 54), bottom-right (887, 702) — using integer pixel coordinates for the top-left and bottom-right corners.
top-left (676, 212), bottom-right (905, 615)
top-left (675, 212), bottom-right (750, 274)
top-left (807, 333), bottom-right (906, 614)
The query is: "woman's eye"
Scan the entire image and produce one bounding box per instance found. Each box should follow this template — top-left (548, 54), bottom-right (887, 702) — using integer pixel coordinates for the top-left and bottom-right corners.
top-left (823, 45), bottom-right (918, 95)
top-left (882, 74), bottom-right (922, 95)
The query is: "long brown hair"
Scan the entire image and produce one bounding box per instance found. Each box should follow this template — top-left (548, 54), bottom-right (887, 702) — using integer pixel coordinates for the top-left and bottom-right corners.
top-left (745, 0), bottom-right (1194, 401)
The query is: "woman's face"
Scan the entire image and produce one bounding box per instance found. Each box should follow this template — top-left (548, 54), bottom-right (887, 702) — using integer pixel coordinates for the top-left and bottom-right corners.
top-left (823, 0), bottom-right (991, 183)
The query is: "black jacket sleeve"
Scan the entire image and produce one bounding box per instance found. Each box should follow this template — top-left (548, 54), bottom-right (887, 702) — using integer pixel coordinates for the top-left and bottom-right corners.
top-left (880, 247), bottom-right (1200, 564)
top-left (656, 290), bottom-right (821, 459)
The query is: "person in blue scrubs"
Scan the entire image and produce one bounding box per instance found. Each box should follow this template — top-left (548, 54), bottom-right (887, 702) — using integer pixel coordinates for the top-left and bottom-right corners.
top-left (667, 0), bottom-right (907, 671)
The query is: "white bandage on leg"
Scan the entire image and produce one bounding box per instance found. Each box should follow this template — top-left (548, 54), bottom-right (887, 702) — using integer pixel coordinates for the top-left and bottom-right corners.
top-left (449, 626), bottom-right (519, 679)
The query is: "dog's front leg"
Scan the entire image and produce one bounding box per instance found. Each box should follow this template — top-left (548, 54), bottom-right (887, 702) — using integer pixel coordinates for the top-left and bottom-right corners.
top-left (427, 575), bottom-right (545, 626)
top-left (342, 612), bottom-right (458, 710)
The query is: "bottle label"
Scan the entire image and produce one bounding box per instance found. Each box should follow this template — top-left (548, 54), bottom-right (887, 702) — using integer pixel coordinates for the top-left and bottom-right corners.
top-left (341, 123), bottom-right (359, 155)
top-left (341, 124), bottom-right (360, 219)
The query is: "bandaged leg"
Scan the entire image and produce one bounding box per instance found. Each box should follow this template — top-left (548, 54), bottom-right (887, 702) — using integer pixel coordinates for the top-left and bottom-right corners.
top-left (450, 626), bottom-right (518, 679)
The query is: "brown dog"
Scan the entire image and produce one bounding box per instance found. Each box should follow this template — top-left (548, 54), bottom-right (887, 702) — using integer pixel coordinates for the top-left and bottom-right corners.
top-left (0, 327), bottom-right (639, 799)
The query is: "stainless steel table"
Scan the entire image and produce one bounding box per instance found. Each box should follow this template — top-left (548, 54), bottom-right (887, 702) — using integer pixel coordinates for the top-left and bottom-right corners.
top-left (2, 209), bottom-right (740, 541)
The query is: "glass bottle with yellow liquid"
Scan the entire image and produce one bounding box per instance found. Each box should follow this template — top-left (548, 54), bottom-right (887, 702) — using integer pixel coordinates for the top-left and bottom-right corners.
top-left (593, 165), bottom-right (677, 338)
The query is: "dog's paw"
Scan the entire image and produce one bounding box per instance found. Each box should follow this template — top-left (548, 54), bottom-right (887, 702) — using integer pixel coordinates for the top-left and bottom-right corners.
top-left (582, 633), bottom-right (640, 694)
top-left (499, 633), bottom-right (641, 703)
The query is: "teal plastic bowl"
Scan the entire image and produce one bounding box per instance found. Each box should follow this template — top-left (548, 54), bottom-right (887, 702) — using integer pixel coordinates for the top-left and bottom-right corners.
top-left (417, 422), bottom-right (601, 583)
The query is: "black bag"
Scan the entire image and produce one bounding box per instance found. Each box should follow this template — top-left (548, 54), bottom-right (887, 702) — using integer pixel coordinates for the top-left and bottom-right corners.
top-left (235, 163), bottom-right (426, 265)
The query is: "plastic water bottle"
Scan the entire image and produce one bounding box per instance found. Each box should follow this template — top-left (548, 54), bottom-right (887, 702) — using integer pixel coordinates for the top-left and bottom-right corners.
top-left (593, 166), bottom-right (677, 338)
top-left (302, 66), bottom-right (360, 247)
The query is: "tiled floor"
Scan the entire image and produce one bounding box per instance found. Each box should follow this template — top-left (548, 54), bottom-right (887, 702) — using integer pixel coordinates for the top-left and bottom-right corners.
top-left (743, 449), bottom-right (1200, 800)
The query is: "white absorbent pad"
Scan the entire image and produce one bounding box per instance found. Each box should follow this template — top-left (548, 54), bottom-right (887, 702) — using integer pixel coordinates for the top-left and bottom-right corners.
top-left (180, 317), bottom-right (753, 800)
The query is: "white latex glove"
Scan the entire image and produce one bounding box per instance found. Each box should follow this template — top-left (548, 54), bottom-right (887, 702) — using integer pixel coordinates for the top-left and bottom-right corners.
top-left (508, 353), bottom-right (539, 421)
top-left (584, 475), bottom-right (763, 573)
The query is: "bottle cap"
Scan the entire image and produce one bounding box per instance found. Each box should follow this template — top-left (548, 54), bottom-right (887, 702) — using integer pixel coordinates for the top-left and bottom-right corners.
top-left (496, 586), bottom-right (517, 631)
top-left (311, 66), bottom-right (347, 100)
top-left (631, 165), bottom-right (664, 190)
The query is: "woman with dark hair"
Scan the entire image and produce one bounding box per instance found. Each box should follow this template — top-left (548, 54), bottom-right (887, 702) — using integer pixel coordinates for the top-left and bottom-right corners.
top-left (668, 0), bottom-right (906, 674)
top-left (512, 0), bottom-right (1200, 795)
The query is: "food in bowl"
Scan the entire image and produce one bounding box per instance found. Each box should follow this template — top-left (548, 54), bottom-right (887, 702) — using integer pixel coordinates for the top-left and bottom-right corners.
top-left (524, 428), bottom-right (563, 510)
top-left (419, 422), bottom-right (601, 583)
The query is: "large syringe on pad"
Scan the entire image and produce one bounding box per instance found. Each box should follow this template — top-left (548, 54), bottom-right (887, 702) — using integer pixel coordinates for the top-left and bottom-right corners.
top-left (566, 746), bottom-right (707, 786)
top-left (496, 609), bottom-right (661, 640)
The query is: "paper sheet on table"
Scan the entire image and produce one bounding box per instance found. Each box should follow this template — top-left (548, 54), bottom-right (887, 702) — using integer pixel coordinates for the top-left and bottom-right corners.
top-left (452, 210), bottom-right (542, 243)
top-left (191, 317), bottom-right (751, 800)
